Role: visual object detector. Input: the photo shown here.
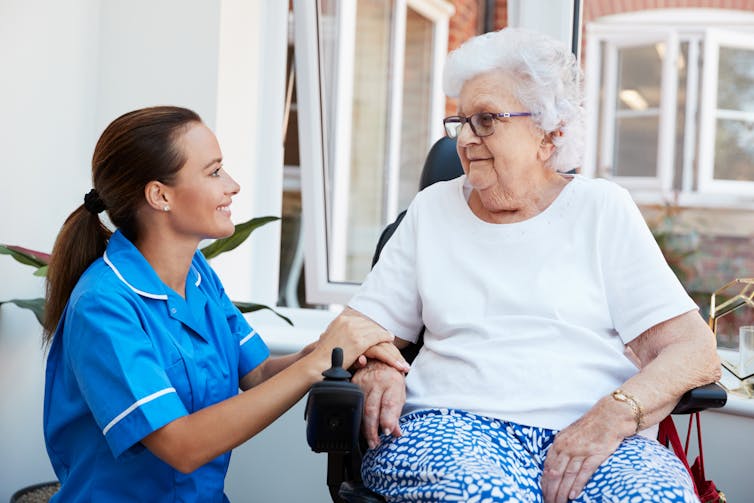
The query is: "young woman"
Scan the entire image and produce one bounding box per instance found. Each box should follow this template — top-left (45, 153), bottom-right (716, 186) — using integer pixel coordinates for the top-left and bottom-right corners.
top-left (42, 106), bottom-right (407, 502)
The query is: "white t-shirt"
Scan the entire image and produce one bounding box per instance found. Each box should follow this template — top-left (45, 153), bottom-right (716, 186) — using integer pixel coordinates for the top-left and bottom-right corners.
top-left (348, 174), bottom-right (697, 431)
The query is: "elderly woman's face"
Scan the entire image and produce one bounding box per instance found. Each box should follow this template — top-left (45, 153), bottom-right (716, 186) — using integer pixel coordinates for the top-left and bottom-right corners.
top-left (455, 70), bottom-right (553, 194)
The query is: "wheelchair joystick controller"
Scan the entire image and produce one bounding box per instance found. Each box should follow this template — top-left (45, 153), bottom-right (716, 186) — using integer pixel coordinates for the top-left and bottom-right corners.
top-left (305, 347), bottom-right (365, 453)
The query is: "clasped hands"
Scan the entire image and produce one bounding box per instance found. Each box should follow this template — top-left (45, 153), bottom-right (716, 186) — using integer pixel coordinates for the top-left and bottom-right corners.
top-left (351, 357), bottom-right (627, 503)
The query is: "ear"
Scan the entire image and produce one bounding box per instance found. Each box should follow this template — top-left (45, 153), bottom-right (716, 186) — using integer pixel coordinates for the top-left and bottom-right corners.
top-left (537, 135), bottom-right (555, 162)
top-left (144, 181), bottom-right (170, 212)
top-left (537, 131), bottom-right (558, 163)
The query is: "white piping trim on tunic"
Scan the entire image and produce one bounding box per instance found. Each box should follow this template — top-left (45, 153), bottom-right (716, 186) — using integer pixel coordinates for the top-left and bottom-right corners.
top-left (239, 330), bottom-right (257, 346)
top-left (192, 265), bottom-right (202, 287)
top-left (104, 251), bottom-right (168, 300)
top-left (102, 387), bottom-right (177, 435)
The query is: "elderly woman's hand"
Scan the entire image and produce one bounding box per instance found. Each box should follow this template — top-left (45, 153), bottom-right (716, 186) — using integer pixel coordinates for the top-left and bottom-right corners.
top-left (541, 396), bottom-right (633, 503)
top-left (352, 357), bottom-right (407, 449)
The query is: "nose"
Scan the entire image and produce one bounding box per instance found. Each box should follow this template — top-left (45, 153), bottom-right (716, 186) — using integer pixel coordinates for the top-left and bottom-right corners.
top-left (225, 172), bottom-right (240, 195)
top-left (456, 120), bottom-right (480, 147)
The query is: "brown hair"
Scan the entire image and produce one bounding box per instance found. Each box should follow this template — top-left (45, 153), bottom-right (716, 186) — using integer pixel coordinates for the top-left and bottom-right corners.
top-left (43, 106), bottom-right (202, 342)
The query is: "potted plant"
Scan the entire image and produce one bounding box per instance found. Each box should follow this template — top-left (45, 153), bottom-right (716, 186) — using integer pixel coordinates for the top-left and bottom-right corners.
top-left (0, 216), bottom-right (291, 326)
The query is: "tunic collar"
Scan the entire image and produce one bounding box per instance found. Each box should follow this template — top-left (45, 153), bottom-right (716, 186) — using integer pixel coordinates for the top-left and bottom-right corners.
top-left (103, 230), bottom-right (202, 300)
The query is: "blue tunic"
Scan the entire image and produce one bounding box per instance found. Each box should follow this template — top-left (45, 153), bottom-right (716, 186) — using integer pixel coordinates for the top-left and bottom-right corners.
top-left (43, 230), bottom-right (270, 502)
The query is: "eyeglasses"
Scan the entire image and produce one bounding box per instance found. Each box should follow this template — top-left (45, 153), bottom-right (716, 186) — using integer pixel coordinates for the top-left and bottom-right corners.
top-left (443, 112), bottom-right (532, 139)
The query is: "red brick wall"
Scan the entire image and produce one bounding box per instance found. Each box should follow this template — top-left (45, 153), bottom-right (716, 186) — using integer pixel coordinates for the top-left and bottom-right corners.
top-left (584, 0), bottom-right (754, 20)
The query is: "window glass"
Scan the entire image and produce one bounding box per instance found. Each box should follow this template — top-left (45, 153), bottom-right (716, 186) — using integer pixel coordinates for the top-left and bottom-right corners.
top-left (714, 46), bottom-right (754, 182)
top-left (292, 0), bottom-right (450, 305)
top-left (341, 1), bottom-right (393, 281)
top-left (614, 116), bottom-right (659, 177)
top-left (398, 7), bottom-right (434, 210)
top-left (714, 119), bottom-right (754, 181)
top-left (612, 44), bottom-right (662, 178)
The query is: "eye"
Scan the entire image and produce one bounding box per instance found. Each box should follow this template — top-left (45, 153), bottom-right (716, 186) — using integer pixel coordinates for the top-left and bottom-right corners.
top-left (210, 164), bottom-right (222, 177)
top-left (476, 113), bottom-right (495, 128)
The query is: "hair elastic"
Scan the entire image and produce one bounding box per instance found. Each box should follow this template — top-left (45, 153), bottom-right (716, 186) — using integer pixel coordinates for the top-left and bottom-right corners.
top-left (83, 189), bottom-right (106, 214)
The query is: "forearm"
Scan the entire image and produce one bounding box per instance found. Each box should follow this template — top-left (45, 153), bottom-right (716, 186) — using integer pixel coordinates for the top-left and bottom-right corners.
top-left (607, 311), bottom-right (721, 436)
top-left (239, 341), bottom-right (317, 390)
top-left (619, 339), bottom-right (719, 431)
top-left (144, 353), bottom-right (324, 472)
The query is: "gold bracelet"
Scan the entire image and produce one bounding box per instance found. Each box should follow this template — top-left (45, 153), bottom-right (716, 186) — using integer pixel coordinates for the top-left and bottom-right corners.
top-left (611, 389), bottom-right (644, 434)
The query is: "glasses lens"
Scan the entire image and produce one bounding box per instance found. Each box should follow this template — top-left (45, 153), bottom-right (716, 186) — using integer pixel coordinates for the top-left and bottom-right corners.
top-left (470, 113), bottom-right (496, 137)
top-left (443, 118), bottom-right (463, 139)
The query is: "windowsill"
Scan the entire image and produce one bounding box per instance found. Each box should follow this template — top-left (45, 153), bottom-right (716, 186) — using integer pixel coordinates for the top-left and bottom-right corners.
top-left (715, 353), bottom-right (754, 418)
top-left (716, 392), bottom-right (754, 418)
top-left (244, 306), bottom-right (337, 354)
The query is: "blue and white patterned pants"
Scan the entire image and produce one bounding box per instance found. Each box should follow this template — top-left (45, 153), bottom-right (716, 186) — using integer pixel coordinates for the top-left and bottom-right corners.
top-left (362, 409), bottom-right (698, 502)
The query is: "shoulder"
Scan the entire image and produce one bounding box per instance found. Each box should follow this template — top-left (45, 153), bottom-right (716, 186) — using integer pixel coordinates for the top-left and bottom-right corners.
top-left (69, 258), bottom-right (128, 306)
top-left (568, 175), bottom-right (635, 211)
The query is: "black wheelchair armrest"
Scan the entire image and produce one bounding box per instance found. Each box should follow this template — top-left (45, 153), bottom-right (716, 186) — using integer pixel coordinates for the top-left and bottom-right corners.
top-left (670, 382), bottom-right (727, 415)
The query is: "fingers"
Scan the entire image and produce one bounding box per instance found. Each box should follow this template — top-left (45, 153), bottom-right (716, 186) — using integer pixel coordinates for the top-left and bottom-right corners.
top-left (567, 457), bottom-right (601, 502)
top-left (363, 342), bottom-right (410, 373)
top-left (554, 457), bottom-right (583, 503)
top-left (352, 360), bottom-right (407, 449)
top-left (361, 383), bottom-right (383, 448)
top-left (542, 450), bottom-right (568, 503)
top-left (543, 439), bottom-right (611, 503)
top-left (379, 385), bottom-right (404, 438)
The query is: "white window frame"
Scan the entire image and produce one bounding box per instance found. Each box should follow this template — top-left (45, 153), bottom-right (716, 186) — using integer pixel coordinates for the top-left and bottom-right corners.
top-left (584, 27), bottom-right (679, 196)
top-left (293, 0), bottom-right (452, 306)
top-left (583, 9), bottom-right (754, 209)
top-left (697, 28), bottom-right (754, 196)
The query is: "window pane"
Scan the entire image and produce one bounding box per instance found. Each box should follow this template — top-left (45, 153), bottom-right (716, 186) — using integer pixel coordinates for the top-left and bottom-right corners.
top-left (343, 2), bottom-right (393, 281)
top-left (316, 0), bottom-right (393, 283)
top-left (614, 116), bottom-right (659, 177)
top-left (617, 45), bottom-right (662, 110)
top-left (715, 46), bottom-right (754, 181)
top-left (610, 44), bottom-right (662, 178)
top-left (714, 118), bottom-right (754, 181)
top-left (398, 8), bottom-right (433, 210)
top-left (717, 46), bottom-right (754, 112)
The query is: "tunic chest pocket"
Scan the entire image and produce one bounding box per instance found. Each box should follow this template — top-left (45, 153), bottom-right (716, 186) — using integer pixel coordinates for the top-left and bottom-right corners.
top-left (162, 345), bottom-right (195, 412)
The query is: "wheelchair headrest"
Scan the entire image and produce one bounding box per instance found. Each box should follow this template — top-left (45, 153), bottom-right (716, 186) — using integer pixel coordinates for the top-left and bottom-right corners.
top-left (419, 136), bottom-right (464, 190)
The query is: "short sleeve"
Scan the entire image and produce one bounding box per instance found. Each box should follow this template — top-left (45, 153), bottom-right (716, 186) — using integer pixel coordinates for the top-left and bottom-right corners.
top-left (599, 186), bottom-right (697, 342)
top-left (348, 198), bottom-right (424, 342)
top-left (65, 292), bottom-right (189, 459)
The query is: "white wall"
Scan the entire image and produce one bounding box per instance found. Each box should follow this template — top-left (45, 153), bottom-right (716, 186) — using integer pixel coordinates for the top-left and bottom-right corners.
top-left (0, 0), bottom-right (306, 500)
top-left (0, 0), bottom-right (101, 497)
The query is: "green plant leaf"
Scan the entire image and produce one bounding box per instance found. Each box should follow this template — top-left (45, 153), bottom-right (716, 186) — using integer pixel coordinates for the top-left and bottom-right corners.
top-left (0, 298), bottom-right (45, 325)
top-left (233, 301), bottom-right (293, 326)
top-left (200, 216), bottom-right (279, 260)
top-left (0, 244), bottom-right (50, 270)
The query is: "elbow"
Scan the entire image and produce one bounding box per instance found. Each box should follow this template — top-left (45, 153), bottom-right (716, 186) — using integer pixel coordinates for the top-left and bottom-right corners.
top-left (166, 448), bottom-right (206, 474)
top-left (174, 460), bottom-right (202, 475)
top-left (693, 337), bottom-right (722, 386)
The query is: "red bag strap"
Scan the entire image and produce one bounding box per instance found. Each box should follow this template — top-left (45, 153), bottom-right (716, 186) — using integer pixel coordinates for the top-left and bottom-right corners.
top-left (684, 412), bottom-right (706, 478)
top-left (658, 416), bottom-right (694, 476)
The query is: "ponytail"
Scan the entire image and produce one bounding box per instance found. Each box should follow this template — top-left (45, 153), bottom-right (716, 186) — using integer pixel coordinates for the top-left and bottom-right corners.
top-left (43, 204), bottom-right (111, 343)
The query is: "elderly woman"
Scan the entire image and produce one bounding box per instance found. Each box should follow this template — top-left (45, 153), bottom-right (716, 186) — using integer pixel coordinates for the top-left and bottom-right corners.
top-left (346, 28), bottom-right (720, 503)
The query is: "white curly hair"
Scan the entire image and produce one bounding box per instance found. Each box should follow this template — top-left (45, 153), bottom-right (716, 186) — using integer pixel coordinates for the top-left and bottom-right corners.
top-left (443, 27), bottom-right (585, 172)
